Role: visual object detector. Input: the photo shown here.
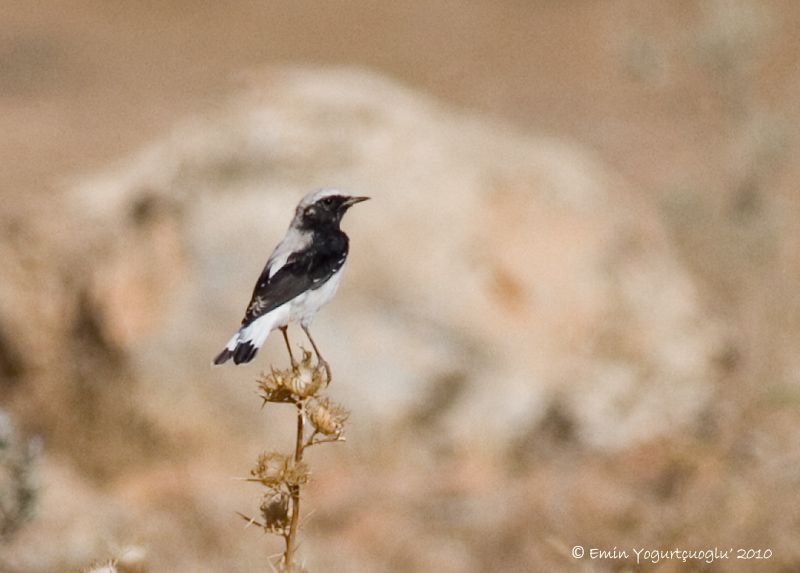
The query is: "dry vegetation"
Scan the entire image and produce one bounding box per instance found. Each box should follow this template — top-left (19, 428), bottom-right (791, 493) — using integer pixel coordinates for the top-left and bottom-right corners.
top-left (244, 350), bottom-right (348, 572)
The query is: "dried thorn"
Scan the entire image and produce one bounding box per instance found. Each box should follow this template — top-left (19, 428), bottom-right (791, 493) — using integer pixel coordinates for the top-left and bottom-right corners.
top-left (308, 434), bottom-right (346, 447)
top-left (299, 508), bottom-right (318, 528)
top-left (237, 512), bottom-right (263, 528)
top-left (302, 430), bottom-right (320, 450)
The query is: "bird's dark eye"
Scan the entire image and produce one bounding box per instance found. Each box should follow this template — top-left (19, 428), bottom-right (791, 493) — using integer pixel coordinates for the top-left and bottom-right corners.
top-left (323, 198), bottom-right (334, 206)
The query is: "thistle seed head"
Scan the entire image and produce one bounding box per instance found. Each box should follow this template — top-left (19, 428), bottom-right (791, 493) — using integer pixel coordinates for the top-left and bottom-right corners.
top-left (283, 460), bottom-right (311, 487)
top-left (285, 351), bottom-right (324, 398)
top-left (259, 488), bottom-right (290, 532)
top-left (307, 397), bottom-right (349, 436)
top-left (251, 452), bottom-right (309, 487)
top-left (256, 368), bottom-right (296, 403)
top-left (251, 452), bottom-right (290, 486)
top-left (257, 350), bottom-right (326, 402)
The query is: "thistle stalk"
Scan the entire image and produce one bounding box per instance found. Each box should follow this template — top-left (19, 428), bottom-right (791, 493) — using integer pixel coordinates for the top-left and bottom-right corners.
top-left (284, 403), bottom-right (304, 566)
top-left (243, 349), bottom-right (349, 572)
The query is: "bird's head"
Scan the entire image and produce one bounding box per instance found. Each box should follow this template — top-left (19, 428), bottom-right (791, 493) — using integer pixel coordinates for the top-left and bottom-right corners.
top-left (295, 188), bottom-right (370, 230)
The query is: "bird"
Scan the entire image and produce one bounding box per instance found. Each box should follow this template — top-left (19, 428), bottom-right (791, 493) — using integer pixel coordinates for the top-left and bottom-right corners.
top-left (213, 188), bottom-right (369, 378)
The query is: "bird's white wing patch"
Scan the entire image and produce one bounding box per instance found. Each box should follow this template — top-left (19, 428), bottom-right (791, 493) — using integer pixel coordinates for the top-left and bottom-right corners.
top-left (266, 228), bottom-right (312, 278)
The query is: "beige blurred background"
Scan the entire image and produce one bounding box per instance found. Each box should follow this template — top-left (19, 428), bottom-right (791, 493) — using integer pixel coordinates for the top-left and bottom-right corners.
top-left (1, 1), bottom-right (799, 571)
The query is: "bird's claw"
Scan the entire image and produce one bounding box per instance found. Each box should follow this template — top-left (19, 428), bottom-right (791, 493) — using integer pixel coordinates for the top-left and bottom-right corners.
top-left (319, 358), bottom-right (332, 385)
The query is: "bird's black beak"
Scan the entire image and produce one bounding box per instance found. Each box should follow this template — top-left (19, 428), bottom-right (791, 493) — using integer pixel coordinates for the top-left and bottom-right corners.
top-left (343, 196), bottom-right (370, 207)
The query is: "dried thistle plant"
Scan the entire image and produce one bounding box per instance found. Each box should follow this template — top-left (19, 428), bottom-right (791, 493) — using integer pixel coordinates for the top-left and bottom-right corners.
top-left (241, 349), bottom-right (348, 571)
top-left (81, 545), bottom-right (148, 573)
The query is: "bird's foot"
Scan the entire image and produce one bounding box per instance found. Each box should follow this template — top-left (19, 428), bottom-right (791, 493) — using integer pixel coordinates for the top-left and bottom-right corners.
top-left (319, 357), bottom-right (332, 386)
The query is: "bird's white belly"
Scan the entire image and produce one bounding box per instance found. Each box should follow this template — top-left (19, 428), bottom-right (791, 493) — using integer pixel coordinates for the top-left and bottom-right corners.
top-left (289, 267), bottom-right (344, 327)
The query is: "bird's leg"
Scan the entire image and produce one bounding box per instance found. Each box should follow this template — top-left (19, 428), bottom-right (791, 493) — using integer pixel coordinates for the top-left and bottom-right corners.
top-left (279, 326), bottom-right (298, 370)
top-left (301, 325), bottom-right (331, 383)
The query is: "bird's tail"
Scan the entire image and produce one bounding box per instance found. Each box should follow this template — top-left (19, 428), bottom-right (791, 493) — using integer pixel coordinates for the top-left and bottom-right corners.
top-left (213, 315), bottom-right (273, 365)
top-left (213, 334), bottom-right (256, 365)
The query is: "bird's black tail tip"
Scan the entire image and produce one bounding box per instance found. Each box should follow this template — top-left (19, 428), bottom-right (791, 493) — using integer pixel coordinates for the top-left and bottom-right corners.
top-left (212, 341), bottom-right (258, 366)
top-left (213, 348), bottom-right (233, 366)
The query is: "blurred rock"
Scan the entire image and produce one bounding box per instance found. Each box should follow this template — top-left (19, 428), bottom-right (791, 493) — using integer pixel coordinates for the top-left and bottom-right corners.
top-left (0, 65), bottom-right (736, 573)
top-left (54, 66), bottom-right (719, 452)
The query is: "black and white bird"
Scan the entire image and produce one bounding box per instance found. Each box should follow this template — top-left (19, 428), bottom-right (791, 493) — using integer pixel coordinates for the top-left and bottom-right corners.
top-left (213, 188), bottom-right (369, 373)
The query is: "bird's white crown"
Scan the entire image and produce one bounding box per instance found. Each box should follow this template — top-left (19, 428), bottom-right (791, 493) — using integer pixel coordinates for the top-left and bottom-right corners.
top-left (297, 188), bottom-right (347, 209)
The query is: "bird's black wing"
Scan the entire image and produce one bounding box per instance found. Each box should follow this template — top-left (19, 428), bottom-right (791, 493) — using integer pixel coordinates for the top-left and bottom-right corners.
top-left (240, 232), bottom-right (349, 326)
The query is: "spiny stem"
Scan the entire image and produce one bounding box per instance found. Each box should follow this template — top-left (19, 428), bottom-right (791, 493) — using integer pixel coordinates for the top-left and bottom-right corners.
top-left (284, 402), bottom-right (304, 567)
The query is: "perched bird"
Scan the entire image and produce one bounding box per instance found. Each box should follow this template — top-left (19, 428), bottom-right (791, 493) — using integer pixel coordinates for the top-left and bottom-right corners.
top-left (213, 188), bottom-right (369, 375)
